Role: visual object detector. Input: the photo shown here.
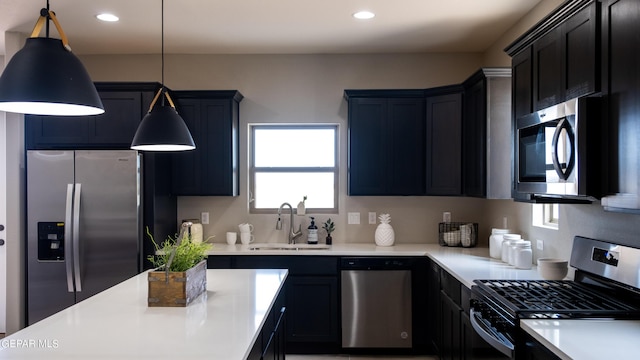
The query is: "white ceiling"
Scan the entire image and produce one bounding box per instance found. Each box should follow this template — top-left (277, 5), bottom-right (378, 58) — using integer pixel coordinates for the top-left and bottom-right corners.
top-left (0, 0), bottom-right (543, 56)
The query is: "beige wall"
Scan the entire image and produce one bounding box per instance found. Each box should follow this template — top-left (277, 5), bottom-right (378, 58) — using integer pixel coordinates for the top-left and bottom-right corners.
top-left (81, 53), bottom-right (495, 246)
top-left (79, 0), bottom-right (640, 257)
top-left (483, 0), bottom-right (565, 67)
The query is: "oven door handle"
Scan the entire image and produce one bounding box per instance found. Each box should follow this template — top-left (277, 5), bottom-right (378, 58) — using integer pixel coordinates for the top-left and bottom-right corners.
top-left (469, 309), bottom-right (514, 357)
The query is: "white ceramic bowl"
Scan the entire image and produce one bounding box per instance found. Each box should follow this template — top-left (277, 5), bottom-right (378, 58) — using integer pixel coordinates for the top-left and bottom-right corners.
top-left (537, 258), bottom-right (569, 280)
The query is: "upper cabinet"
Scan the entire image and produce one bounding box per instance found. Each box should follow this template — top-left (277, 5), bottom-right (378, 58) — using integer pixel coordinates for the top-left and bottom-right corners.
top-left (25, 82), bottom-right (160, 150)
top-left (507, 0), bottom-right (600, 114)
top-left (345, 90), bottom-right (426, 196)
top-left (462, 69), bottom-right (512, 199)
top-left (171, 90), bottom-right (243, 196)
top-left (600, 0), bottom-right (640, 212)
top-left (346, 72), bottom-right (510, 198)
top-left (425, 86), bottom-right (463, 196)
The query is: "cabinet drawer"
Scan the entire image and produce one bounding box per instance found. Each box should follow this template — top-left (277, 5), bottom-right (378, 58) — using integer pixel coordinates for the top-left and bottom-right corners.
top-left (234, 256), bottom-right (338, 275)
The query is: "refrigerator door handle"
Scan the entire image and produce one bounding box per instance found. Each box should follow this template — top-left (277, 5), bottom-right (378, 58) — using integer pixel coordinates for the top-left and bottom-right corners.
top-left (73, 183), bottom-right (82, 292)
top-left (65, 184), bottom-right (74, 292)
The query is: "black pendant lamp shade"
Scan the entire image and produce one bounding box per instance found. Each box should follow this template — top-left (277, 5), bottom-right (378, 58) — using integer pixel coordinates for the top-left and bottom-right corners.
top-left (130, 90), bottom-right (195, 151)
top-left (0, 9), bottom-right (104, 116)
top-left (130, 0), bottom-right (195, 152)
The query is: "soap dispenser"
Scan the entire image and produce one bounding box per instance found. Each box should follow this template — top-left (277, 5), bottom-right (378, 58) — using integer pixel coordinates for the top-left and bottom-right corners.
top-left (307, 216), bottom-right (318, 244)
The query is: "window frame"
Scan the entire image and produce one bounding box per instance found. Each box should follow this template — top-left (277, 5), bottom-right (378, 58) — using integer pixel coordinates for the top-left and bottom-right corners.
top-left (249, 124), bottom-right (339, 214)
top-left (532, 203), bottom-right (559, 230)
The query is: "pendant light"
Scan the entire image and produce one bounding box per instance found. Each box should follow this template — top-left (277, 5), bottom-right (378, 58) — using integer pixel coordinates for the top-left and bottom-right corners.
top-left (0, 2), bottom-right (104, 116)
top-left (130, 0), bottom-right (195, 151)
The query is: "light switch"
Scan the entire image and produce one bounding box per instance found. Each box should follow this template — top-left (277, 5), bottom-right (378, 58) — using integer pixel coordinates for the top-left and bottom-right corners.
top-left (201, 212), bottom-right (210, 225)
top-left (368, 212), bottom-right (377, 224)
top-left (348, 212), bottom-right (360, 225)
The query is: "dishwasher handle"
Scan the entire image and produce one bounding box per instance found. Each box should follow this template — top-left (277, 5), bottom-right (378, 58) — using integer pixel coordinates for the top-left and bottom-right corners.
top-left (341, 257), bottom-right (415, 270)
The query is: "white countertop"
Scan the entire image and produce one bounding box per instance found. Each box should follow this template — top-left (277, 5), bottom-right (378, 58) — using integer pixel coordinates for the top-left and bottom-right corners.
top-left (0, 269), bottom-right (288, 360)
top-left (520, 319), bottom-right (640, 360)
top-left (209, 242), bottom-right (545, 288)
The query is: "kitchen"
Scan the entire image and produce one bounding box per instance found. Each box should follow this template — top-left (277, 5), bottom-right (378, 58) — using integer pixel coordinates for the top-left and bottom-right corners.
top-left (2, 0), bottom-right (640, 359)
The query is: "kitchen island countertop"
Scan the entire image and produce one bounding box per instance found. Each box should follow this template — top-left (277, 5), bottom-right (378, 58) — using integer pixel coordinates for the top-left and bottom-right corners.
top-left (0, 269), bottom-right (288, 360)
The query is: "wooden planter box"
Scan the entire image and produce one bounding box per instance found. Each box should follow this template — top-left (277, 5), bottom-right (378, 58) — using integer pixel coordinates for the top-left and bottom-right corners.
top-left (147, 260), bottom-right (207, 307)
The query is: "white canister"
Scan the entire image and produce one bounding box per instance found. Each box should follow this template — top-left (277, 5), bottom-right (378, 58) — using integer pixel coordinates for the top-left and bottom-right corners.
top-left (489, 228), bottom-right (510, 259)
top-left (182, 219), bottom-right (203, 244)
top-left (508, 240), bottom-right (525, 266)
top-left (501, 234), bottom-right (522, 263)
top-left (515, 241), bottom-right (533, 269)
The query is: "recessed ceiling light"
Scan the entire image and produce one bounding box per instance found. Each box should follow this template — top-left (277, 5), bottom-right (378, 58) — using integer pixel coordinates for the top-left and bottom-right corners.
top-left (96, 13), bottom-right (119, 22)
top-left (353, 11), bottom-right (375, 20)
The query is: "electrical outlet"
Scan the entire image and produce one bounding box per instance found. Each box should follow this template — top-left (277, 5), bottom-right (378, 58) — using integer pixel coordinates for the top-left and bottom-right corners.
top-left (368, 212), bottom-right (377, 224)
top-left (348, 212), bottom-right (360, 225)
top-left (536, 239), bottom-right (544, 251)
top-left (201, 212), bottom-right (210, 225)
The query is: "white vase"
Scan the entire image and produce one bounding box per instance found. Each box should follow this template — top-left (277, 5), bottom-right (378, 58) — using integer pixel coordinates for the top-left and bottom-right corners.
top-left (375, 223), bottom-right (395, 246)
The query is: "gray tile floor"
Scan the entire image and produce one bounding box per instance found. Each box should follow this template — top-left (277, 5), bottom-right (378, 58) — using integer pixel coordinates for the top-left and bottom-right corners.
top-left (287, 355), bottom-right (437, 360)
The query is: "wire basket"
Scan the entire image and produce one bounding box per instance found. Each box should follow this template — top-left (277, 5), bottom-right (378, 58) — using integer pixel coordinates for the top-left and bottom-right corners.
top-left (438, 222), bottom-right (478, 247)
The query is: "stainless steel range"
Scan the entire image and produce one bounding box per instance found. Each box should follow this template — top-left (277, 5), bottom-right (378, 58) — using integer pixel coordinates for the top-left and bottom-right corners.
top-left (470, 236), bottom-right (640, 359)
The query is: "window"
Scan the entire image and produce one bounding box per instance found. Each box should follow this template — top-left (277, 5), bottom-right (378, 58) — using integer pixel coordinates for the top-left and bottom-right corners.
top-left (249, 125), bottom-right (338, 213)
top-left (532, 203), bottom-right (559, 229)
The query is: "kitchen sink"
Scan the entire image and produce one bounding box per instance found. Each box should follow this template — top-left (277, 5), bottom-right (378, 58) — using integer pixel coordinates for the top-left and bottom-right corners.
top-left (248, 243), bottom-right (331, 251)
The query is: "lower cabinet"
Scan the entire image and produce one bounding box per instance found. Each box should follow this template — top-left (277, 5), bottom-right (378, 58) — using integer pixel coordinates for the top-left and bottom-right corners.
top-left (430, 259), bottom-right (504, 360)
top-left (285, 276), bottom-right (339, 353)
top-left (210, 255), bottom-right (341, 354)
top-left (248, 288), bottom-right (286, 360)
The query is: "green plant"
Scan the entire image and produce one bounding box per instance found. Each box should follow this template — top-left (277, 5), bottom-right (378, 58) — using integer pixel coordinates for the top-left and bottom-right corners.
top-left (146, 227), bottom-right (211, 272)
top-left (322, 218), bottom-right (335, 235)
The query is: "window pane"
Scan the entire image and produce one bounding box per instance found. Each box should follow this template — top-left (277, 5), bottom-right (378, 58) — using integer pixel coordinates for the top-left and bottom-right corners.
top-left (254, 172), bottom-right (335, 209)
top-left (254, 128), bottom-right (335, 167)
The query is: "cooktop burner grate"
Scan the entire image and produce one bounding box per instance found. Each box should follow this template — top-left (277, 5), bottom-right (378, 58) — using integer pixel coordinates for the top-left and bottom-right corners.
top-left (473, 280), bottom-right (640, 319)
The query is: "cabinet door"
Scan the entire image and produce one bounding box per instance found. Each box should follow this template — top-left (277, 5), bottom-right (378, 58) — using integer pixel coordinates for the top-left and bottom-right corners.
top-left (512, 48), bottom-right (533, 119)
top-left (171, 92), bottom-right (241, 196)
top-left (201, 99), bottom-right (238, 195)
top-left (426, 92), bottom-right (462, 195)
top-left (25, 115), bottom-right (91, 149)
top-left (440, 290), bottom-right (462, 360)
top-left (601, 0), bottom-right (640, 198)
top-left (533, 27), bottom-right (562, 111)
top-left (26, 91), bottom-right (145, 149)
top-left (171, 98), bottom-right (203, 194)
top-left (348, 98), bottom-right (388, 195)
top-left (563, 1), bottom-right (599, 100)
top-left (387, 98), bottom-right (426, 195)
top-left (285, 276), bottom-right (339, 345)
top-left (90, 91), bottom-right (143, 144)
top-left (463, 78), bottom-right (486, 198)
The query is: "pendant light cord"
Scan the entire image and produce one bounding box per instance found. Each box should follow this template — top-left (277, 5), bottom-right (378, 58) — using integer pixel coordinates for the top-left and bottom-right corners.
top-left (159, 0), bottom-right (166, 106)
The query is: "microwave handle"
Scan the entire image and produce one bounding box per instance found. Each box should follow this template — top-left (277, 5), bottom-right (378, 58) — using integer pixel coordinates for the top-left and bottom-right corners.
top-left (551, 118), bottom-right (575, 180)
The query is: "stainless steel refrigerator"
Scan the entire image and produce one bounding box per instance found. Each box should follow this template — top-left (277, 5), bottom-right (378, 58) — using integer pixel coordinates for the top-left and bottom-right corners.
top-left (26, 150), bottom-right (141, 325)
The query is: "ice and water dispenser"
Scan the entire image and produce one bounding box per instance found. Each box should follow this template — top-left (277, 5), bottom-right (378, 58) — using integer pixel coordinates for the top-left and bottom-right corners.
top-left (38, 222), bottom-right (65, 261)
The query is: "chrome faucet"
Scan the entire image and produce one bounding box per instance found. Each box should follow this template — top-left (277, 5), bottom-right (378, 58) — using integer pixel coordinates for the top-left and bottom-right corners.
top-left (276, 202), bottom-right (302, 244)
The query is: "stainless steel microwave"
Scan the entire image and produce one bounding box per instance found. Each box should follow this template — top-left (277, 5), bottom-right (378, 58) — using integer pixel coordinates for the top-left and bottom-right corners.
top-left (515, 97), bottom-right (601, 202)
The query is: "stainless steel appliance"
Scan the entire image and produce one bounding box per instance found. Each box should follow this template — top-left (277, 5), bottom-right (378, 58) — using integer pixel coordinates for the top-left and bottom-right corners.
top-left (515, 97), bottom-right (601, 202)
top-left (27, 150), bottom-right (141, 325)
top-left (470, 236), bottom-right (640, 359)
top-left (341, 257), bottom-right (413, 349)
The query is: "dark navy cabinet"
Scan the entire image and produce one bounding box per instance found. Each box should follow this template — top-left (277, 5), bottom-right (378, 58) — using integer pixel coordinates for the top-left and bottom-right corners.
top-left (345, 90), bottom-right (426, 195)
top-left (425, 86), bottom-right (463, 196)
top-left (171, 90), bottom-right (243, 196)
top-left (25, 82), bottom-right (160, 150)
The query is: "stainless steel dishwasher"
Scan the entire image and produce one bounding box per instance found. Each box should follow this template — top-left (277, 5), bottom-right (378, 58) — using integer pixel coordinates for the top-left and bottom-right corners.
top-left (341, 257), bottom-right (413, 349)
